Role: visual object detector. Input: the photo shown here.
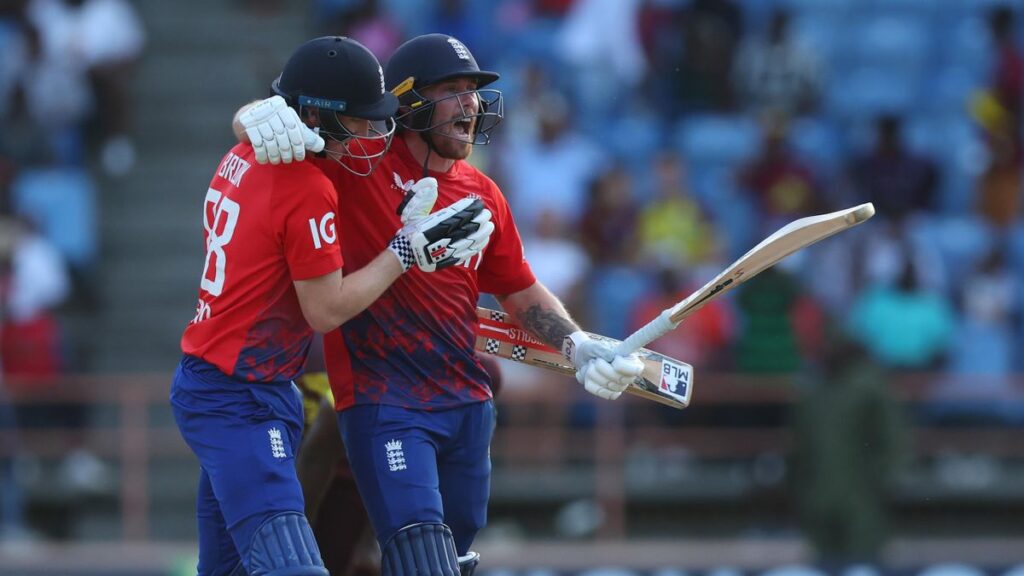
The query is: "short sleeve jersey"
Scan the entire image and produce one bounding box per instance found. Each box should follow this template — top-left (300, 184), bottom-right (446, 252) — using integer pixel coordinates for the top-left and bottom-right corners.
top-left (318, 137), bottom-right (536, 410)
top-left (181, 143), bottom-right (344, 382)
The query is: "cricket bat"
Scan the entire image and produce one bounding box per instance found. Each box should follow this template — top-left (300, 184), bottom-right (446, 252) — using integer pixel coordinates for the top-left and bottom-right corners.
top-left (615, 202), bottom-right (876, 356)
top-left (475, 307), bottom-right (693, 409)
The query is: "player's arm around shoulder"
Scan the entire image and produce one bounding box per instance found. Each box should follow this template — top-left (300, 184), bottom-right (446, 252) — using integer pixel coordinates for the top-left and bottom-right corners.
top-left (294, 257), bottom-right (404, 333)
top-left (233, 97), bottom-right (325, 165)
top-left (293, 178), bottom-right (495, 333)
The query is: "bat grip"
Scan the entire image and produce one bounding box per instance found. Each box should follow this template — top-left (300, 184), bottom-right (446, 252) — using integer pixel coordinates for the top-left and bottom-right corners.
top-left (614, 310), bottom-right (676, 356)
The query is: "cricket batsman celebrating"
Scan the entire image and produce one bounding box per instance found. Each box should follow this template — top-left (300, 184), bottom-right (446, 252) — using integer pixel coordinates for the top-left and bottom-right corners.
top-left (233, 34), bottom-right (644, 576)
top-left (171, 36), bottom-right (493, 576)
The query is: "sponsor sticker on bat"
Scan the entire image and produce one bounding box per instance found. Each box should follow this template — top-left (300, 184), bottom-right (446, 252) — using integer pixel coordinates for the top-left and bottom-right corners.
top-left (660, 359), bottom-right (691, 396)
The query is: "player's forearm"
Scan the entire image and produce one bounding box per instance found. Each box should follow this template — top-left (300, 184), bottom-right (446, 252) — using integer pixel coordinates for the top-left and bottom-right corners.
top-left (232, 101), bottom-right (259, 144)
top-left (298, 251), bottom-right (403, 332)
top-left (496, 282), bottom-right (580, 350)
top-left (328, 251), bottom-right (404, 328)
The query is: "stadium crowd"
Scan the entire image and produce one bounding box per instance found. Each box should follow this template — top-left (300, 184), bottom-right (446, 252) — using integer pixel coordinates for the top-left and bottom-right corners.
top-left (301, 0), bottom-right (1024, 419)
top-left (1, 0), bottom-right (1023, 567)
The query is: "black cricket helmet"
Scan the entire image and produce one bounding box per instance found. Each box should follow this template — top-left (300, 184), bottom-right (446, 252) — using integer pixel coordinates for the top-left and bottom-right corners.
top-left (384, 34), bottom-right (503, 145)
top-left (272, 36), bottom-right (398, 175)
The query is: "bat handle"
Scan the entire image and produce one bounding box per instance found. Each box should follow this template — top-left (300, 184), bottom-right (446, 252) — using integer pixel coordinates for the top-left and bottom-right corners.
top-left (614, 310), bottom-right (677, 356)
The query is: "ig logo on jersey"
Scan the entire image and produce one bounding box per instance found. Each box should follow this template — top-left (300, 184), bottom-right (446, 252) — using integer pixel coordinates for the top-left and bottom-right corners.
top-left (308, 212), bottom-right (336, 249)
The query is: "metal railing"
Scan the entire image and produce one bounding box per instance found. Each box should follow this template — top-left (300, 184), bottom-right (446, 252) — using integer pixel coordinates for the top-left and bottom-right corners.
top-left (1, 371), bottom-right (1022, 541)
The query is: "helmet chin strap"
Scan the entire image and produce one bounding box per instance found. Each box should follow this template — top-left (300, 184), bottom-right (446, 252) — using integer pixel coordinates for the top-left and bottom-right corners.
top-left (419, 129), bottom-right (441, 178)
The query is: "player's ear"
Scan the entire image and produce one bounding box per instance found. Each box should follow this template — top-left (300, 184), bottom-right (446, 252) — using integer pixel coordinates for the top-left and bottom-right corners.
top-left (300, 107), bottom-right (320, 128)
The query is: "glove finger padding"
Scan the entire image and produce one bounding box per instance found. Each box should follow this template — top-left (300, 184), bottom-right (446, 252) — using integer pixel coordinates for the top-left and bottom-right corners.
top-left (582, 360), bottom-right (624, 400)
top-left (239, 96), bottom-right (325, 165)
top-left (612, 355), bottom-right (645, 380)
top-left (590, 358), bottom-right (631, 392)
top-left (446, 212), bottom-right (493, 261)
top-left (246, 126), bottom-right (269, 164)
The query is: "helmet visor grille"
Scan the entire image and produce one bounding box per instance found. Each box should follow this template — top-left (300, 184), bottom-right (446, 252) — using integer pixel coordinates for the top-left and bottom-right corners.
top-left (304, 105), bottom-right (396, 176)
top-left (395, 88), bottom-right (503, 146)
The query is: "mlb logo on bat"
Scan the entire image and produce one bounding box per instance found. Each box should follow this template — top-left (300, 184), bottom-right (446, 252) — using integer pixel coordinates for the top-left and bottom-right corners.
top-left (660, 362), bottom-right (689, 395)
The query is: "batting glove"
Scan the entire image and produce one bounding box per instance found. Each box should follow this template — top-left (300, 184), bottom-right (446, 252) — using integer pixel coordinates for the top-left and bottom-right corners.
top-left (389, 197), bottom-right (494, 273)
top-left (563, 331), bottom-right (644, 400)
top-left (238, 96), bottom-right (325, 165)
top-left (397, 177), bottom-right (439, 224)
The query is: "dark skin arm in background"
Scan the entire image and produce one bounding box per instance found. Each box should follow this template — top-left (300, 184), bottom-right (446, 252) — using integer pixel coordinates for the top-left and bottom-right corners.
top-left (296, 398), bottom-right (344, 520)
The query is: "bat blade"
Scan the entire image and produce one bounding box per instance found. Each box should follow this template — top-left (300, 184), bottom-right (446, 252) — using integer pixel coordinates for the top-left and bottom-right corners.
top-left (475, 307), bottom-right (692, 409)
top-left (615, 202), bottom-right (875, 356)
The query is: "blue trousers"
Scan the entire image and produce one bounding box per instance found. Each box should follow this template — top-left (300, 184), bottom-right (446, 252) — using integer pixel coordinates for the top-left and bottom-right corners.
top-left (170, 356), bottom-right (306, 576)
top-left (339, 401), bottom-right (495, 555)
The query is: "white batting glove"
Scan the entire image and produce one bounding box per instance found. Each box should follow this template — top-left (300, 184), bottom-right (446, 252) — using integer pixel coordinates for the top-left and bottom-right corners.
top-left (391, 177), bottom-right (493, 272)
top-left (238, 96), bottom-right (326, 165)
top-left (563, 331), bottom-right (644, 400)
top-left (389, 197), bottom-right (493, 272)
top-left (397, 177), bottom-right (439, 224)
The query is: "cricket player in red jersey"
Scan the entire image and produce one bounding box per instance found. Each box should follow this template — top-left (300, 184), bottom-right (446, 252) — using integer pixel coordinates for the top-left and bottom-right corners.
top-left (172, 36), bottom-right (494, 576)
top-left (233, 34), bottom-right (644, 576)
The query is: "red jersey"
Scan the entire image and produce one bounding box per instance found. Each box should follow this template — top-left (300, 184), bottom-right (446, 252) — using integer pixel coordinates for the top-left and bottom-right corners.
top-left (181, 144), bottom-right (344, 382)
top-left (319, 137), bottom-right (535, 410)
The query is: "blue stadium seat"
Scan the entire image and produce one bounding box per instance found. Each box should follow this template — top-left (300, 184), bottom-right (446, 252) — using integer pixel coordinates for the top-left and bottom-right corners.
top-left (788, 117), bottom-right (844, 174)
top-left (791, 14), bottom-right (846, 68)
top-left (926, 67), bottom-right (985, 114)
top-left (860, 0), bottom-right (940, 15)
top-left (911, 215), bottom-right (994, 284)
top-left (784, 0), bottom-right (856, 17)
top-left (943, 17), bottom-right (994, 72)
top-left (826, 67), bottom-right (920, 119)
top-left (12, 168), bottom-right (98, 270)
top-left (901, 115), bottom-right (982, 214)
top-left (605, 112), bottom-right (665, 168)
top-left (854, 16), bottom-right (931, 70)
top-left (674, 115), bottom-right (760, 167)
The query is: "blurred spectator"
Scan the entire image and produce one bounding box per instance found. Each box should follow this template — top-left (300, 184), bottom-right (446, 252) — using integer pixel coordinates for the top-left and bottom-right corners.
top-left (2, 4), bottom-right (92, 166)
top-left (928, 247), bottom-right (1023, 425)
top-left (848, 250), bottom-right (955, 371)
top-left (673, 0), bottom-right (743, 112)
top-left (501, 62), bottom-right (553, 145)
top-left (791, 324), bottom-right (905, 567)
top-left (558, 0), bottom-right (647, 122)
top-left (26, 0), bottom-right (145, 175)
top-left (628, 266), bottom-right (735, 369)
top-left (580, 167), bottom-right (648, 339)
top-left (846, 115), bottom-right (940, 223)
top-left (523, 209), bottom-right (590, 304)
top-left (0, 158), bottom-right (68, 381)
top-left (579, 166), bottom-right (640, 266)
top-left (11, 165), bottom-right (98, 300)
top-left (500, 91), bottom-right (606, 238)
top-left (637, 0), bottom-right (685, 113)
top-left (733, 8), bottom-right (822, 117)
top-left (738, 113), bottom-right (820, 229)
top-left (734, 266), bottom-right (805, 373)
top-left (0, 159), bottom-right (108, 503)
top-left (637, 153), bottom-right (722, 268)
top-left (340, 0), bottom-right (403, 61)
top-left (972, 5), bottom-right (1024, 229)
top-left (987, 5), bottom-right (1023, 146)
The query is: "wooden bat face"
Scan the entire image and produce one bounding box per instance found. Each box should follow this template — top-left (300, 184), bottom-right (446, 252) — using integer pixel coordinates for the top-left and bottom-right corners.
top-left (474, 307), bottom-right (692, 409)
